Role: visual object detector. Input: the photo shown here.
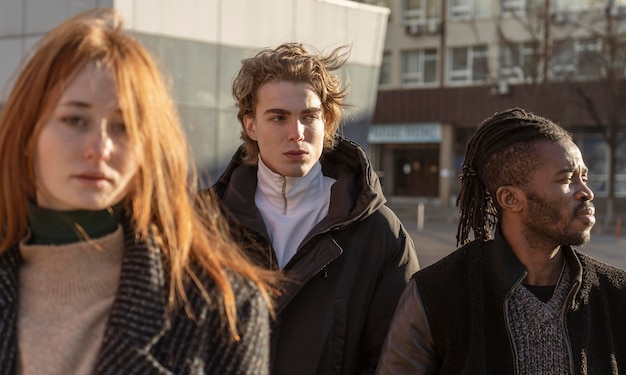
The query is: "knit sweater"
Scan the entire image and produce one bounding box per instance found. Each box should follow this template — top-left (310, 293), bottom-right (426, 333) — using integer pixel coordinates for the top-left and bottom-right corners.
top-left (17, 226), bottom-right (124, 374)
top-left (508, 262), bottom-right (571, 375)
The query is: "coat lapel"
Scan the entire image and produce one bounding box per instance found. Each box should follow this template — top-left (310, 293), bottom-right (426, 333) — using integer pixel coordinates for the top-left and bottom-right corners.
top-left (0, 247), bottom-right (20, 375)
top-left (94, 225), bottom-right (170, 374)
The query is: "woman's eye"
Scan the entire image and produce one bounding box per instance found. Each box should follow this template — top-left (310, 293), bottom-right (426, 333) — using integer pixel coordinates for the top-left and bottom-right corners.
top-left (62, 116), bottom-right (86, 127)
top-left (111, 122), bottom-right (127, 133)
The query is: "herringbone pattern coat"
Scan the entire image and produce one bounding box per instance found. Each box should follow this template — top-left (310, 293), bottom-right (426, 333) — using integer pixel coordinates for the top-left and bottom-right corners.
top-left (0, 224), bottom-right (270, 374)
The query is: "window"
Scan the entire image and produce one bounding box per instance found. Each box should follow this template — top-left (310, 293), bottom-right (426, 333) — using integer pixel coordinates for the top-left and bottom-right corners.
top-left (449, 0), bottom-right (490, 19)
top-left (404, 0), bottom-right (440, 34)
top-left (448, 45), bottom-right (488, 84)
top-left (552, 0), bottom-right (603, 12)
top-left (552, 39), bottom-right (601, 81)
top-left (500, 0), bottom-right (543, 14)
top-left (401, 49), bottom-right (438, 86)
top-left (404, 0), bottom-right (439, 23)
top-left (499, 43), bottom-right (541, 82)
top-left (501, 0), bottom-right (526, 13)
top-left (379, 51), bottom-right (392, 85)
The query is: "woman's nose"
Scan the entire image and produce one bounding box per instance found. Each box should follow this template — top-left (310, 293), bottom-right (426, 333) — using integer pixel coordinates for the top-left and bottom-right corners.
top-left (85, 123), bottom-right (113, 161)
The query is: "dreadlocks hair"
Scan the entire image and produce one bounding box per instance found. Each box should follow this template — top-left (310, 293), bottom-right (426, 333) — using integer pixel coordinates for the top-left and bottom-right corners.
top-left (455, 107), bottom-right (573, 246)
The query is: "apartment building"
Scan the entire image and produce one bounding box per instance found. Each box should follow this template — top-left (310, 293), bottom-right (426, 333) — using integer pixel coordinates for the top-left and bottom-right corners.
top-left (367, 0), bottom-right (626, 217)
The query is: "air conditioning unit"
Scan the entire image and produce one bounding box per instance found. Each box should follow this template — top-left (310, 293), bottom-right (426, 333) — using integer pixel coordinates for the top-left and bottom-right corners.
top-left (406, 22), bottom-right (423, 36)
top-left (427, 20), bottom-right (440, 34)
top-left (490, 80), bottom-right (511, 96)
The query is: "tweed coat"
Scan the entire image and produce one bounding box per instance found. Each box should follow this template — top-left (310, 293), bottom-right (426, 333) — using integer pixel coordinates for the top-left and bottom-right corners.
top-left (0, 223), bottom-right (270, 374)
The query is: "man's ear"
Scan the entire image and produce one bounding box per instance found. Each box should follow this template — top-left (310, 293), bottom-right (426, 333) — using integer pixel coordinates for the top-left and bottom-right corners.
top-left (496, 185), bottom-right (524, 213)
top-left (244, 115), bottom-right (257, 141)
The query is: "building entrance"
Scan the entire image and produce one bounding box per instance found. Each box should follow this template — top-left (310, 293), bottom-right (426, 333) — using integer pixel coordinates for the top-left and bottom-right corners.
top-left (393, 145), bottom-right (439, 197)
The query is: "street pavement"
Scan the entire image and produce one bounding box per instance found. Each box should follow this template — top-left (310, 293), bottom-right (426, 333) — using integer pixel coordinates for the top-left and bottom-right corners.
top-left (396, 209), bottom-right (626, 271)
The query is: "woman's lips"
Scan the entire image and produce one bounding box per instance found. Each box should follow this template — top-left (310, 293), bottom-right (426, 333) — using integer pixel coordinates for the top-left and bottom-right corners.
top-left (74, 172), bottom-right (111, 187)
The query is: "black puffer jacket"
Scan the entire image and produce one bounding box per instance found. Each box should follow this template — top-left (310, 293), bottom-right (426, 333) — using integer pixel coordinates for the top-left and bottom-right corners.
top-left (212, 137), bottom-right (420, 375)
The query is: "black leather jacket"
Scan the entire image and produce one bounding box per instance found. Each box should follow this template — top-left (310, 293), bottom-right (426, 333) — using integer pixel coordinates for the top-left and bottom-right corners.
top-left (376, 230), bottom-right (626, 375)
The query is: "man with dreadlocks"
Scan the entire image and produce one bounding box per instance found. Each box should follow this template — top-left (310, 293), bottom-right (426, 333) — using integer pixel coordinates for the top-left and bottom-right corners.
top-left (376, 108), bottom-right (626, 374)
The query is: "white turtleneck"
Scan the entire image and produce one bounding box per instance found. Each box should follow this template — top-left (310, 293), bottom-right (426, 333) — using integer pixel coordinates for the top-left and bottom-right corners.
top-left (255, 157), bottom-right (336, 268)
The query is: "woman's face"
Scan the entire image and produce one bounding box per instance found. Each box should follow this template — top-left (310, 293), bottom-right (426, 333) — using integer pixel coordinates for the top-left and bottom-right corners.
top-left (33, 62), bottom-right (138, 211)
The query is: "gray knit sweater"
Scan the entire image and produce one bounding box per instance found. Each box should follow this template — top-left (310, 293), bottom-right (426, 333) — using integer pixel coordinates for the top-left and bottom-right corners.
top-left (508, 263), bottom-right (572, 374)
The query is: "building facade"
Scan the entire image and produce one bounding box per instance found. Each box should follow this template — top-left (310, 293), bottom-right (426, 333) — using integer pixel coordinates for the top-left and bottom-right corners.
top-left (370, 0), bottom-right (626, 218)
top-left (0, 0), bottom-right (389, 185)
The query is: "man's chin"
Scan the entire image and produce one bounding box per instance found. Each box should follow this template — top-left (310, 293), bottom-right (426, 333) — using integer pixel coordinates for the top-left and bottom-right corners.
top-left (282, 166), bottom-right (314, 178)
top-left (571, 231), bottom-right (592, 247)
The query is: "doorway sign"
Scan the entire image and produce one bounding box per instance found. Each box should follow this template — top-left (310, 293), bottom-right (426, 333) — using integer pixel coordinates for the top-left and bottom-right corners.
top-left (368, 123), bottom-right (442, 144)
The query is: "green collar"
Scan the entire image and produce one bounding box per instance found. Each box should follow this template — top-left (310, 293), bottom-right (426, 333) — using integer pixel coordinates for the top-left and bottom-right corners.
top-left (27, 202), bottom-right (124, 245)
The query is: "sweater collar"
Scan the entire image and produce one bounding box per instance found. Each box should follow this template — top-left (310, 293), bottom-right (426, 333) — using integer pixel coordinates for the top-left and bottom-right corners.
top-left (27, 201), bottom-right (123, 245)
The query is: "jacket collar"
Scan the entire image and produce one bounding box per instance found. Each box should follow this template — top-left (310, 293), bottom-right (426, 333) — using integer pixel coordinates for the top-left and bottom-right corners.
top-left (214, 136), bottom-right (386, 235)
top-left (487, 228), bottom-right (527, 290)
top-left (487, 226), bottom-right (584, 294)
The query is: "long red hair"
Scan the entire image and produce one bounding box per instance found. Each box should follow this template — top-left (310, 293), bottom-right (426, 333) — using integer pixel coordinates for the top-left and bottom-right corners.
top-left (0, 8), bottom-right (274, 339)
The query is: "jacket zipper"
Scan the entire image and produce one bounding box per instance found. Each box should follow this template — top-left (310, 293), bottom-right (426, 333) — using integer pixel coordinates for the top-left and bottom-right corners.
top-left (281, 176), bottom-right (287, 215)
top-left (561, 280), bottom-right (580, 375)
top-left (504, 271), bottom-right (527, 375)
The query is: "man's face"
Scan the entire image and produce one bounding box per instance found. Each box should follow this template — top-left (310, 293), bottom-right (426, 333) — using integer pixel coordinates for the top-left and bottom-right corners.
top-left (522, 140), bottom-right (595, 247)
top-left (244, 81), bottom-right (325, 177)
